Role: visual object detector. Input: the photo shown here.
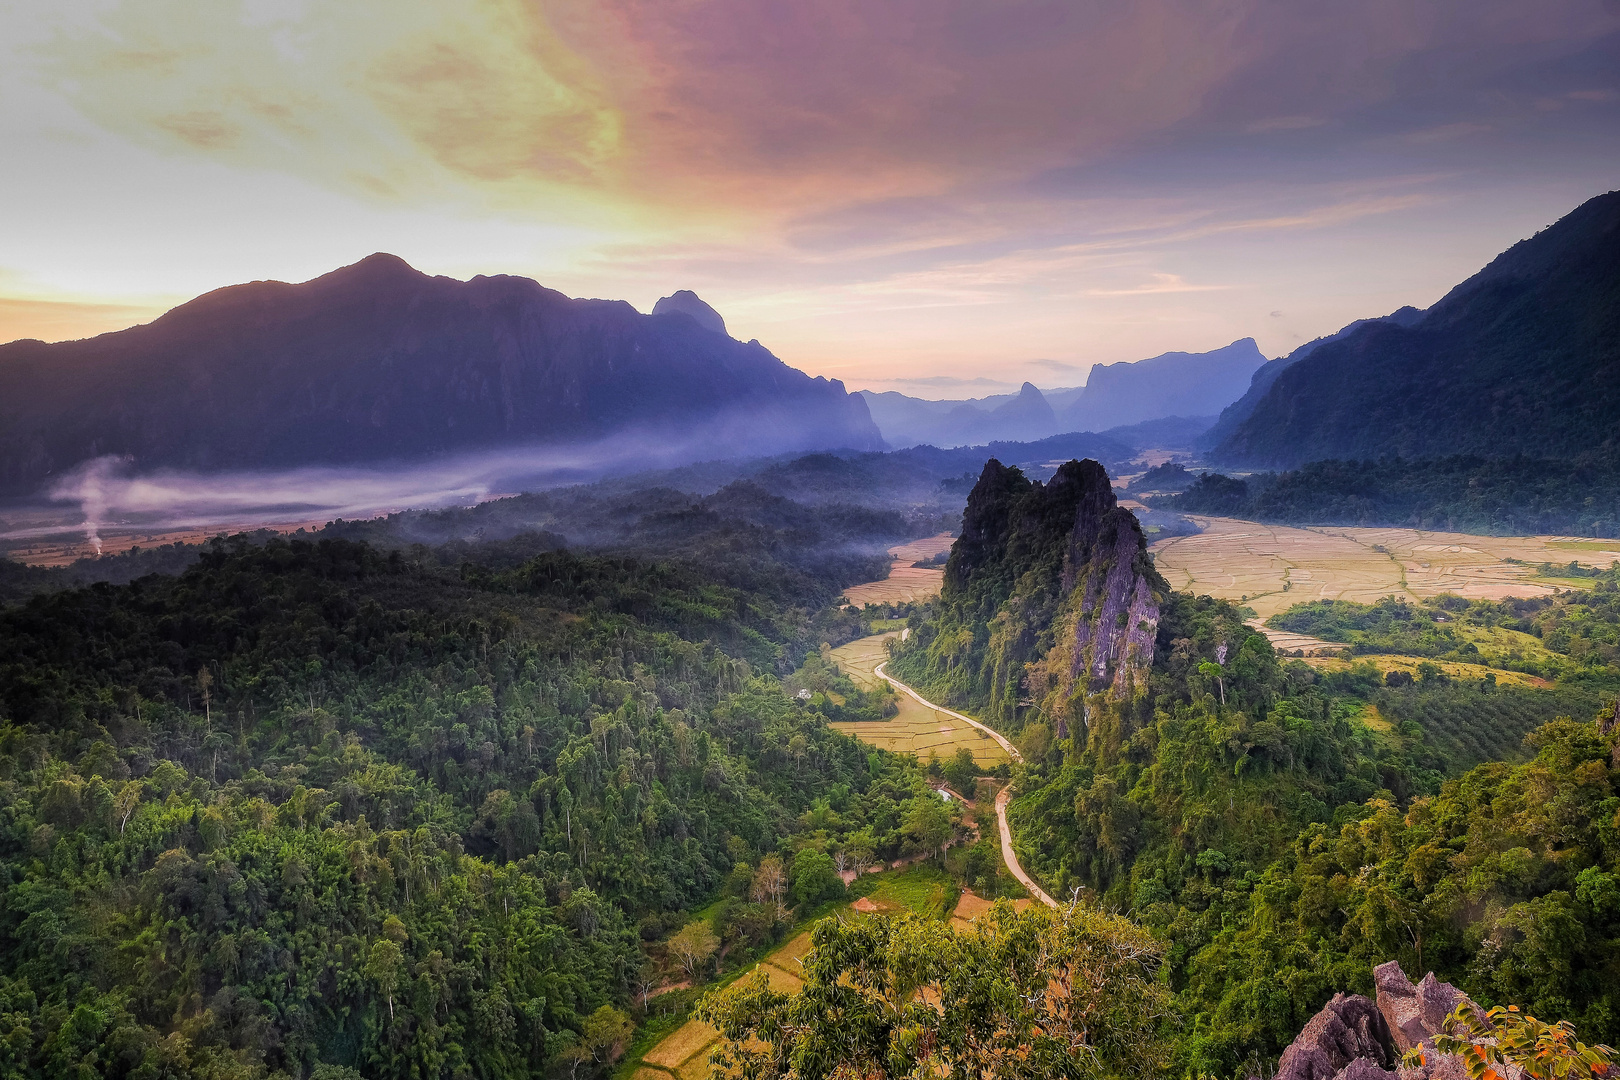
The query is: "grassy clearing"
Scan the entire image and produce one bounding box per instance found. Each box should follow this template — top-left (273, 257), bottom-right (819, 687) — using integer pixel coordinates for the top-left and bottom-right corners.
top-left (641, 1020), bottom-right (717, 1070)
top-left (827, 632), bottom-right (1010, 767)
top-left (1547, 539), bottom-right (1620, 552)
top-left (1356, 701), bottom-right (1392, 733)
top-left (852, 863), bottom-right (960, 919)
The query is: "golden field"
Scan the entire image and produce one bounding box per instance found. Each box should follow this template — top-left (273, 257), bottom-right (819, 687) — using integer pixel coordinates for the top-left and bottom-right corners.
top-left (841, 533), bottom-right (955, 607)
top-left (827, 632), bottom-right (1010, 768)
top-left (1151, 516), bottom-right (1620, 652)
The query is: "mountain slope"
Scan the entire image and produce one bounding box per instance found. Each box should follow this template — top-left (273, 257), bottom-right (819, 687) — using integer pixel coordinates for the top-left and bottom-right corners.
top-left (1214, 190), bottom-right (1620, 467)
top-left (1196, 308), bottom-right (1423, 452)
top-left (1061, 338), bottom-right (1265, 432)
top-left (0, 255), bottom-right (882, 495)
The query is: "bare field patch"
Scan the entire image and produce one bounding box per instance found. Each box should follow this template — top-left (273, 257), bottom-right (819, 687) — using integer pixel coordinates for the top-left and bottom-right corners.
top-left (642, 1019), bottom-right (719, 1069)
top-left (827, 634), bottom-right (895, 693)
top-left (677, 1051), bottom-right (719, 1080)
top-left (3, 517), bottom-right (332, 567)
top-left (771, 931), bottom-right (815, 967)
top-left (1152, 517), bottom-right (1619, 649)
top-left (842, 533), bottom-right (954, 607)
top-left (755, 963), bottom-right (805, 993)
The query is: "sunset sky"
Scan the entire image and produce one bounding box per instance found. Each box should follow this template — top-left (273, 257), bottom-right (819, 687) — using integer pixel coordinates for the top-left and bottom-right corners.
top-left (3, 1), bottom-right (1617, 394)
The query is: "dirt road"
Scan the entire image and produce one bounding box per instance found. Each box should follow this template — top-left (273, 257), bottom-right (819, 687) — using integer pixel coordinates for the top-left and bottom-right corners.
top-left (871, 662), bottom-right (1058, 909)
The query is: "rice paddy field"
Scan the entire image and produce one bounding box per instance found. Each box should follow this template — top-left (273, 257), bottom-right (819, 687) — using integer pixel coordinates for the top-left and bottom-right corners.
top-left (826, 632), bottom-right (1010, 768)
top-left (1151, 516), bottom-right (1620, 652)
top-left (840, 533), bottom-right (955, 607)
top-left (630, 868), bottom-right (965, 1080)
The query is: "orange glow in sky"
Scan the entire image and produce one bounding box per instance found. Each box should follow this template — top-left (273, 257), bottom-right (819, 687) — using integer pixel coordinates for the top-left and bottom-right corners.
top-left (2, 1), bottom-right (1617, 394)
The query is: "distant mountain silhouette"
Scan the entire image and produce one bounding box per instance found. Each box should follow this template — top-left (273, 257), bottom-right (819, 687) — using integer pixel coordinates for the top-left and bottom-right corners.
top-left (860, 381), bottom-right (1060, 447)
top-left (651, 290), bottom-right (727, 336)
top-left (1213, 190), bottom-right (1620, 467)
top-left (1060, 338), bottom-right (1265, 432)
top-left (1099, 415), bottom-right (1217, 453)
top-left (0, 256), bottom-right (882, 495)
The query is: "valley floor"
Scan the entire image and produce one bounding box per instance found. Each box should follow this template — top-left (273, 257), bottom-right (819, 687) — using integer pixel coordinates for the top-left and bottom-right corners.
top-left (839, 533), bottom-right (954, 607)
top-left (827, 632), bottom-right (1010, 768)
top-left (1151, 515), bottom-right (1620, 654)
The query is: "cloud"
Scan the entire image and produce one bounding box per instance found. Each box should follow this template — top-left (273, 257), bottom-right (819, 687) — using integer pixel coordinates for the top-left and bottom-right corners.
top-left (1087, 273), bottom-right (1230, 297)
top-left (1403, 121), bottom-right (1492, 143)
top-left (11, 426), bottom-right (809, 546)
top-left (34, 0), bottom-right (1614, 228)
top-left (1245, 115), bottom-right (1328, 133)
top-left (4, 0), bottom-right (1619, 386)
top-left (1026, 358), bottom-right (1088, 375)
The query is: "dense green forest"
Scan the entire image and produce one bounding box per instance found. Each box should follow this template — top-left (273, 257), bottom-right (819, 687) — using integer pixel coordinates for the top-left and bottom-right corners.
top-left (6, 453), bottom-right (1620, 1080)
top-left (890, 458), bottom-right (1620, 1077)
top-left (0, 530), bottom-right (952, 1079)
top-left (1153, 455), bottom-right (1620, 536)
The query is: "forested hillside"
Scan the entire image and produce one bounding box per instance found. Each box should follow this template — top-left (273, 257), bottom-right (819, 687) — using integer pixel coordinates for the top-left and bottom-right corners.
top-left (890, 457), bottom-right (1620, 1076)
top-left (0, 533), bottom-right (944, 1079)
top-left (1211, 190), bottom-right (1620, 468)
top-left (1155, 455), bottom-right (1620, 536)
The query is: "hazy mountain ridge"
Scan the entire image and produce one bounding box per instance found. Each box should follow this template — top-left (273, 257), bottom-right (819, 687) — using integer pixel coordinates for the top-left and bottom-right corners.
top-left (859, 381), bottom-right (1062, 447)
top-left (1212, 190), bottom-right (1620, 467)
top-left (1060, 337), bottom-right (1265, 433)
top-left (861, 339), bottom-right (1262, 449)
top-left (0, 255), bottom-right (883, 496)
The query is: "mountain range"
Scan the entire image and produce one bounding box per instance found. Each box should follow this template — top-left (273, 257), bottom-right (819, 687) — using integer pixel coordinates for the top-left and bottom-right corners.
top-left (858, 338), bottom-right (1264, 448)
top-left (1060, 337), bottom-right (1265, 433)
top-left (0, 255), bottom-right (882, 497)
top-left (1210, 189), bottom-right (1620, 467)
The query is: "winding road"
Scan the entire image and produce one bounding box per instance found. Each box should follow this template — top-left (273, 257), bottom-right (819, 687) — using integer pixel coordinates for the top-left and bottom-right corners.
top-left (873, 661), bottom-right (1058, 908)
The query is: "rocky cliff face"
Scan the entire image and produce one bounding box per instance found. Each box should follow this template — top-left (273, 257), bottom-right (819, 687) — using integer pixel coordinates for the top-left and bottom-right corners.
top-left (1267, 962), bottom-right (1523, 1080)
top-left (1058, 460), bottom-right (1161, 697)
top-left (900, 457), bottom-right (1164, 728)
top-left (0, 255), bottom-right (883, 495)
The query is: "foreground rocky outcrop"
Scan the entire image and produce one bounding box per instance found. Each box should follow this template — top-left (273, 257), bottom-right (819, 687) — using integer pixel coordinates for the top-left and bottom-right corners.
top-left (1268, 962), bottom-right (1513, 1080)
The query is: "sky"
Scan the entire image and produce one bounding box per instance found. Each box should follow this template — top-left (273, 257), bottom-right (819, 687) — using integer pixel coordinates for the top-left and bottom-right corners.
top-left (2, 1), bottom-right (1617, 396)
